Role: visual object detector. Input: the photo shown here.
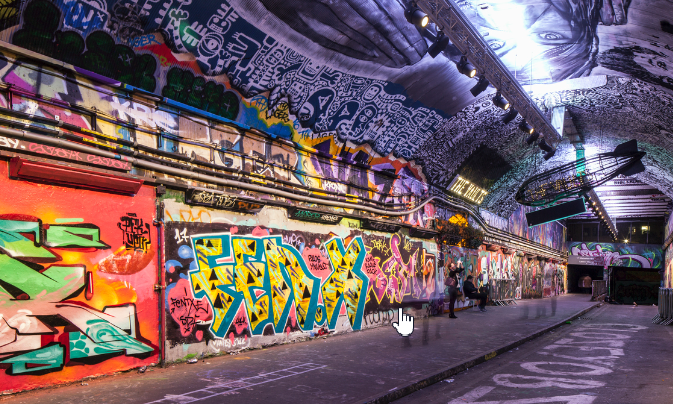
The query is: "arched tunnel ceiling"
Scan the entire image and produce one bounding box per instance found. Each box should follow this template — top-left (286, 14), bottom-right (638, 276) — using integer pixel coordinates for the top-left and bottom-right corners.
top-left (248, 0), bottom-right (673, 214)
top-left (441, 76), bottom-right (673, 218)
top-left (3, 0), bottom-right (673, 217)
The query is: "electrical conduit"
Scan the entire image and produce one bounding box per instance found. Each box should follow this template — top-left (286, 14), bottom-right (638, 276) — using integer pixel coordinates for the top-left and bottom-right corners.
top-left (0, 126), bottom-right (564, 259)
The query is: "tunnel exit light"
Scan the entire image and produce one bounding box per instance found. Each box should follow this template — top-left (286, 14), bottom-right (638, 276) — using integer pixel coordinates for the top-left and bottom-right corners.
top-left (448, 175), bottom-right (488, 205)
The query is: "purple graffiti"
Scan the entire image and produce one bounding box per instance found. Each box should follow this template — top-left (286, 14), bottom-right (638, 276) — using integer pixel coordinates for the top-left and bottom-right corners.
top-left (570, 243), bottom-right (652, 268)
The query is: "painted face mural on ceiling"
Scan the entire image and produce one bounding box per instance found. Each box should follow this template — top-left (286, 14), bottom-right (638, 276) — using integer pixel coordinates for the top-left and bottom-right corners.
top-left (461, 0), bottom-right (611, 83)
top-left (458, 0), bottom-right (673, 90)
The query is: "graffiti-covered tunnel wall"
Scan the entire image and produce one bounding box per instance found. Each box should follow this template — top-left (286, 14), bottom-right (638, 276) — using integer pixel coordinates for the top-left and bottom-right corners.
top-left (440, 245), bottom-right (566, 306)
top-left (665, 215), bottom-right (673, 289)
top-left (162, 200), bottom-right (439, 359)
top-left (0, 164), bottom-right (159, 393)
top-left (0, 23), bottom-right (570, 392)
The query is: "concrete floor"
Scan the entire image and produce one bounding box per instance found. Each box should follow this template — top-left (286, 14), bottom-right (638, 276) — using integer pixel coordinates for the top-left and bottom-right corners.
top-left (0, 295), bottom-right (607, 404)
top-left (398, 304), bottom-right (673, 404)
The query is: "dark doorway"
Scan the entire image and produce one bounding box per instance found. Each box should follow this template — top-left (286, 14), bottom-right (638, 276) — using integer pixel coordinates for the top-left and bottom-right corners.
top-left (611, 267), bottom-right (661, 305)
top-left (567, 264), bottom-right (604, 294)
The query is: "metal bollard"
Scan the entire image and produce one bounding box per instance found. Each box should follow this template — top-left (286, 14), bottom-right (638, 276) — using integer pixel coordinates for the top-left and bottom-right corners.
top-left (664, 288), bottom-right (667, 324)
top-left (661, 288), bottom-right (668, 325)
top-left (658, 288), bottom-right (664, 324)
top-left (662, 289), bottom-right (669, 325)
top-left (653, 288), bottom-right (663, 323)
top-left (656, 288), bottom-right (673, 325)
top-left (653, 288), bottom-right (672, 325)
top-left (666, 289), bottom-right (673, 325)
top-left (664, 289), bottom-right (669, 325)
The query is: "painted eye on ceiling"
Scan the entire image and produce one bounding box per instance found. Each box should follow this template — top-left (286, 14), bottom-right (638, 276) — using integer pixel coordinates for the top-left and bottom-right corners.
top-left (538, 32), bottom-right (565, 41)
top-left (488, 40), bottom-right (505, 50)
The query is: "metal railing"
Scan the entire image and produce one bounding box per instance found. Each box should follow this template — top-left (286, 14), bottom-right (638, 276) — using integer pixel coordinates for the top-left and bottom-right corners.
top-left (592, 280), bottom-right (608, 300)
top-left (652, 288), bottom-right (673, 325)
top-left (489, 279), bottom-right (518, 306)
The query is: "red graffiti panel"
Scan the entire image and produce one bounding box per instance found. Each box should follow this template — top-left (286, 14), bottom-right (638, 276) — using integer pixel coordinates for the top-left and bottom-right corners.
top-left (0, 163), bottom-right (159, 393)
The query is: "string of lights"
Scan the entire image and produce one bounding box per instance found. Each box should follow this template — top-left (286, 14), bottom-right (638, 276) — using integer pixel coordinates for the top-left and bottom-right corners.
top-left (586, 189), bottom-right (618, 241)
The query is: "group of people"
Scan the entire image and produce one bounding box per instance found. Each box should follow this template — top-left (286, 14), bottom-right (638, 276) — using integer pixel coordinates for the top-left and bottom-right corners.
top-left (445, 261), bottom-right (488, 318)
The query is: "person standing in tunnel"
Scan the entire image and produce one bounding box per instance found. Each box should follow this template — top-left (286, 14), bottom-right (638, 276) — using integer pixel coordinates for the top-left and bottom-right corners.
top-left (445, 261), bottom-right (464, 318)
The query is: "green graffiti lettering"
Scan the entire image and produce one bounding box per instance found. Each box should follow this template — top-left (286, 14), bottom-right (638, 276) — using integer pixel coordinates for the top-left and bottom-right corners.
top-left (45, 224), bottom-right (111, 249)
top-left (0, 217), bottom-right (154, 376)
top-left (163, 67), bottom-right (239, 119)
top-left (70, 318), bottom-right (153, 359)
top-left (1, 344), bottom-right (65, 375)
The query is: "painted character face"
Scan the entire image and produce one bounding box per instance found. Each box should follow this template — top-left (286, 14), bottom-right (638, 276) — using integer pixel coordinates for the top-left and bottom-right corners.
top-left (460, 0), bottom-right (596, 82)
top-left (363, 84), bottom-right (382, 101)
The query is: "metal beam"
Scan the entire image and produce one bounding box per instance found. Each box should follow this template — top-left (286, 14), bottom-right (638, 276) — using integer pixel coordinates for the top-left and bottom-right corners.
top-left (617, 215), bottom-right (666, 219)
top-left (604, 203), bottom-right (669, 208)
top-left (607, 202), bottom-right (670, 205)
top-left (598, 183), bottom-right (657, 189)
top-left (607, 213), bottom-right (668, 216)
top-left (606, 208), bottom-right (669, 211)
top-left (607, 215), bottom-right (668, 218)
top-left (603, 200), bottom-right (670, 205)
top-left (607, 212), bottom-right (668, 216)
top-left (606, 211), bottom-right (668, 215)
top-left (416, 0), bottom-right (561, 146)
top-left (601, 195), bottom-right (669, 200)
top-left (604, 204), bottom-right (669, 208)
top-left (597, 189), bottom-right (665, 197)
top-left (605, 178), bottom-right (647, 186)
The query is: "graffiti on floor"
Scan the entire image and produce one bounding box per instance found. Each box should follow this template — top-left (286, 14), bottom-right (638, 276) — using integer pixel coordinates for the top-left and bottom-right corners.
top-left (144, 363), bottom-right (327, 404)
top-left (448, 321), bottom-right (648, 404)
top-left (163, 222), bottom-right (437, 345)
top-left (0, 215), bottom-right (155, 376)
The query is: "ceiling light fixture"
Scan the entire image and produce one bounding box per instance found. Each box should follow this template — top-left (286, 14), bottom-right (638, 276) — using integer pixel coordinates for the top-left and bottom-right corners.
top-left (405, 5), bottom-right (429, 28)
top-left (543, 149), bottom-right (556, 160)
top-left (470, 75), bottom-right (490, 97)
top-left (428, 32), bottom-right (449, 58)
top-left (502, 108), bottom-right (518, 124)
top-left (538, 139), bottom-right (553, 153)
top-left (518, 120), bottom-right (534, 134)
top-left (492, 92), bottom-right (510, 110)
top-left (457, 56), bottom-right (477, 78)
top-left (525, 131), bottom-right (540, 145)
